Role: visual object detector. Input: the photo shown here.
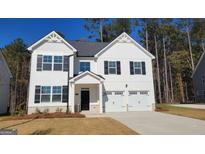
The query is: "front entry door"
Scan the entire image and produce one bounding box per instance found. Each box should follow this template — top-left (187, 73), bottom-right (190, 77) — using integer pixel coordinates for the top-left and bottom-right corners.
top-left (81, 90), bottom-right (90, 110)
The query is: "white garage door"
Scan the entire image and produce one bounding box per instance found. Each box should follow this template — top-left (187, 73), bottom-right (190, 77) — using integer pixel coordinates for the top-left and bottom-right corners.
top-left (128, 91), bottom-right (151, 111)
top-left (104, 91), bottom-right (126, 112)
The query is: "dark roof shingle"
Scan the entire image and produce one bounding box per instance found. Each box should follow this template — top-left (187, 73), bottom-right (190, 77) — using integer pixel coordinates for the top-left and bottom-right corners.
top-left (68, 41), bottom-right (109, 57)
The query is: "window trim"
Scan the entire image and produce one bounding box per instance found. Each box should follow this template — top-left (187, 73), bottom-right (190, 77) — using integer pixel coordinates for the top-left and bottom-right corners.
top-left (42, 55), bottom-right (53, 71)
top-left (54, 56), bottom-right (63, 71)
top-left (108, 61), bottom-right (117, 75)
top-left (80, 61), bottom-right (90, 72)
top-left (41, 86), bottom-right (51, 102)
top-left (133, 62), bottom-right (142, 74)
top-left (52, 86), bottom-right (62, 102)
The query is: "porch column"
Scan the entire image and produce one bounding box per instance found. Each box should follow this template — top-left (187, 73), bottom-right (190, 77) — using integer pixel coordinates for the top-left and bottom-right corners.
top-left (69, 82), bottom-right (75, 113)
top-left (99, 82), bottom-right (103, 113)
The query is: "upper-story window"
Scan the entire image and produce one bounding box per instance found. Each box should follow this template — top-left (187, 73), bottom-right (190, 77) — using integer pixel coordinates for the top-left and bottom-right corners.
top-left (108, 61), bottom-right (117, 74)
top-left (104, 61), bottom-right (121, 75)
top-left (130, 61), bottom-right (146, 75)
top-left (80, 62), bottom-right (90, 72)
top-left (54, 56), bottom-right (63, 71)
top-left (133, 62), bottom-right (142, 74)
top-left (36, 55), bottom-right (69, 72)
top-left (43, 55), bottom-right (52, 71)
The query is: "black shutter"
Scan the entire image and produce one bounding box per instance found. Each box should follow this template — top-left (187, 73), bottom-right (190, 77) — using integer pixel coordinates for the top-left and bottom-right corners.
top-left (117, 61), bottom-right (121, 75)
top-left (104, 61), bottom-right (108, 74)
top-left (142, 61), bottom-right (146, 75)
top-left (36, 55), bottom-right (42, 71)
top-left (62, 86), bottom-right (68, 103)
top-left (130, 61), bottom-right (134, 75)
top-left (34, 85), bottom-right (41, 103)
top-left (63, 56), bottom-right (69, 72)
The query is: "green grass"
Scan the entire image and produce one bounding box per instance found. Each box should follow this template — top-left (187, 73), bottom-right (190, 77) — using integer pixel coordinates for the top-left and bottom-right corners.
top-left (156, 104), bottom-right (205, 121)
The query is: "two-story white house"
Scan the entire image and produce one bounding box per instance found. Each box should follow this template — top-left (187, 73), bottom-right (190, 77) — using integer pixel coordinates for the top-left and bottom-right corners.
top-left (27, 31), bottom-right (155, 114)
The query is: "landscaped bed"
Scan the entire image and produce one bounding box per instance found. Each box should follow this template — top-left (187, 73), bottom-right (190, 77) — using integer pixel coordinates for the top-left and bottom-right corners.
top-left (0, 117), bottom-right (138, 135)
top-left (156, 104), bottom-right (205, 121)
top-left (0, 112), bottom-right (85, 121)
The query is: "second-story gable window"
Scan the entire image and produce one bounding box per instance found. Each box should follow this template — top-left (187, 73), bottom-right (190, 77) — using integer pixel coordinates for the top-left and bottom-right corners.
top-left (130, 61), bottom-right (146, 75)
top-left (43, 55), bottom-right (52, 71)
top-left (104, 61), bottom-right (121, 75)
top-left (80, 62), bottom-right (90, 72)
top-left (54, 56), bottom-right (63, 71)
top-left (108, 61), bottom-right (117, 74)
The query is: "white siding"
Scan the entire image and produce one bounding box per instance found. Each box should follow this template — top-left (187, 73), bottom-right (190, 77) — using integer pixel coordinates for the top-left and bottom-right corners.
top-left (97, 42), bottom-right (155, 108)
top-left (28, 41), bottom-right (75, 109)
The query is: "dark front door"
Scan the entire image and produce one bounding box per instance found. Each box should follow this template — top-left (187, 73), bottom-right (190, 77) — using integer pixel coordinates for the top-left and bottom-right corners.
top-left (81, 90), bottom-right (90, 110)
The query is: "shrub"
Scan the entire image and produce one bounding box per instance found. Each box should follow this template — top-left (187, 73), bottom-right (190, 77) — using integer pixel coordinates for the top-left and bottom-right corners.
top-left (56, 107), bottom-right (63, 113)
top-left (35, 108), bottom-right (42, 114)
top-left (43, 109), bottom-right (49, 114)
top-left (11, 109), bottom-right (26, 116)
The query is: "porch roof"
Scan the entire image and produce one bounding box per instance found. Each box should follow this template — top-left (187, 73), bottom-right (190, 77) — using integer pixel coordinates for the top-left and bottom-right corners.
top-left (69, 71), bottom-right (104, 84)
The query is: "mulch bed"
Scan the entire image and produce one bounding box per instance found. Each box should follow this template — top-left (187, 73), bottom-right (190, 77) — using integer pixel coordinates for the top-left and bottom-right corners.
top-left (1, 112), bottom-right (85, 121)
top-left (155, 107), bottom-right (169, 112)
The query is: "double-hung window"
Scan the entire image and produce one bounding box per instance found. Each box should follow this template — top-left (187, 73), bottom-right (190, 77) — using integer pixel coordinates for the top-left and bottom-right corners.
top-left (54, 56), bottom-right (63, 71)
top-left (41, 86), bottom-right (51, 102)
top-left (133, 62), bottom-right (142, 74)
top-left (108, 61), bottom-right (117, 74)
top-left (130, 61), bottom-right (146, 75)
top-left (52, 86), bottom-right (62, 102)
top-left (43, 55), bottom-right (52, 70)
top-left (80, 62), bottom-right (90, 72)
top-left (104, 61), bottom-right (121, 75)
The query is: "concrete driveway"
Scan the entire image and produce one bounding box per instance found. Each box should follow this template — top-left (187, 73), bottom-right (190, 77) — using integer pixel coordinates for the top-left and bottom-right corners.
top-left (105, 111), bottom-right (205, 135)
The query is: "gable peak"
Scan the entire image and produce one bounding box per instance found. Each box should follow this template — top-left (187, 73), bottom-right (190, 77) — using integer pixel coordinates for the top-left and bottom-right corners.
top-left (45, 31), bottom-right (63, 43)
top-left (117, 32), bottom-right (132, 43)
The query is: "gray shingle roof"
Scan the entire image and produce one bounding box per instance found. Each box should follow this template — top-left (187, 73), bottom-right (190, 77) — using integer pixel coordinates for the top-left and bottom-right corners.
top-left (68, 41), bottom-right (109, 57)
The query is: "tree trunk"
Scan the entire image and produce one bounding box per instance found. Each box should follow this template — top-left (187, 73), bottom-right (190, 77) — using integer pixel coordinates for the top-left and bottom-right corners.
top-left (185, 82), bottom-right (189, 102)
top-left (100, 20), bottom-right (103, 42)
top-left (177, 73), bottom-right (185, 103)
top-left (163, 36), bottom-right (169, 103)
top-left (168, 62), bottom-right (174, 103)
top-left (14, 63), bottom-right (19, 112)
top-left (201, 39), bottom-right (205, 52)
top-left (154, 35), bottom-right (162, 103)
top-left (186, 26), bottom-right (195, 71)
top-left (145, 23), bottom-right (149, 51)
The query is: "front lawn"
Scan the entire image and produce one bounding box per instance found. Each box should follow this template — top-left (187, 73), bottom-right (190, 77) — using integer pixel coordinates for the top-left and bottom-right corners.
top-left (0, 117), bottom-right (138, 135)
top-left (156, 104), bottom-right (205, 121)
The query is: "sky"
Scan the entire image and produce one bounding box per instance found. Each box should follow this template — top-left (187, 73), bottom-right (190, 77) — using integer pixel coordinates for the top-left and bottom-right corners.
top-left (0, 18), bottom-right (140, 48)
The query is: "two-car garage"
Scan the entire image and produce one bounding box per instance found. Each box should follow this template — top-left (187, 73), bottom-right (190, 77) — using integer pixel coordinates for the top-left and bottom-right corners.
top-left (103, 90), bottom-right (152, 112)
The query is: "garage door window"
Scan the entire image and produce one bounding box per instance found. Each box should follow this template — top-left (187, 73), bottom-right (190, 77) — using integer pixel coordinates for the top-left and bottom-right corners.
top-left (114, 91), bottom-right (124, 95)
top-left (129, 91), bottom-right (138, 95)
top-left (104, 91), bottom-right (112, 96)
top-left (140, 91), bottom-right (148, 95)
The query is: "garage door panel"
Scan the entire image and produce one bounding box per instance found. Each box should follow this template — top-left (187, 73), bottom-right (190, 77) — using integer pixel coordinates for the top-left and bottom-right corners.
top-left (104, 91), bottom-right (126, 112)
top-left (128, 91), bottom-right (151, 111)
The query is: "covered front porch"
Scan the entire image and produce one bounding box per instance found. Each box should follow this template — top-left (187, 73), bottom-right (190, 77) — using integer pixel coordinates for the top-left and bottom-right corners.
top-left (69, 71), bottom-right (104, 113)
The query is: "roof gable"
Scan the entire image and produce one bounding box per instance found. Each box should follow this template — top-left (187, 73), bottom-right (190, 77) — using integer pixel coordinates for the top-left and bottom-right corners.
top-left (94, 32), bottom-right (155, 59)
top-left (27, 31), bottom-right (77, 52)
top-left (70, 71), bottom-right (104, 83)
